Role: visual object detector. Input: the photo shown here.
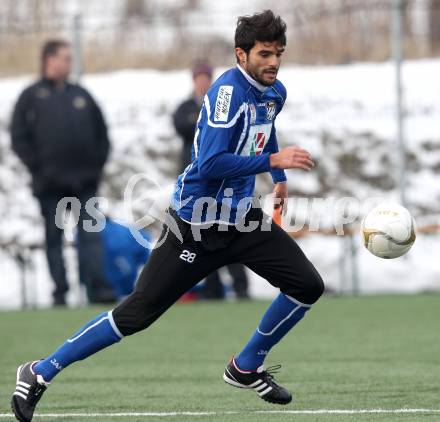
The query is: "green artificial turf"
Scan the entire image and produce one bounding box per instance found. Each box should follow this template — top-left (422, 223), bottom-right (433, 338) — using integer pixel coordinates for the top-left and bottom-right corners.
top-left (1, 294), bottom-right (440, 421)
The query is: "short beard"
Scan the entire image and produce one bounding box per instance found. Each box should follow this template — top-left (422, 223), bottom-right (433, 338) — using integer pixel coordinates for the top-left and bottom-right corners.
top-left (246, 65), bottom-right (275, 87)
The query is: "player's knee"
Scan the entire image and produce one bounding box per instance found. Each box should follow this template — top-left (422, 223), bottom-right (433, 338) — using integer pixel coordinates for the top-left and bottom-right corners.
top-left (303, 264), bottom-right (325, 304)
top-left (284, 263), bottom-right (324, 305)
top-left (112, 292), bottom-right (156, 336)
top-left (117, 316), bottom-right (150, 337)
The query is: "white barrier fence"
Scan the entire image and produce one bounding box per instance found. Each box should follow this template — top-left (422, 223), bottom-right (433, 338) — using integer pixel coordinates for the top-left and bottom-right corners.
top-left (1, 226), bottom-right (439, 310)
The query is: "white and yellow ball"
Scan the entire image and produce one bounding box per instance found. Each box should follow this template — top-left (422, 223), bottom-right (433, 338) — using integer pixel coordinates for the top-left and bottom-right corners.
top-left (361, 203), bottom-right (416, 259)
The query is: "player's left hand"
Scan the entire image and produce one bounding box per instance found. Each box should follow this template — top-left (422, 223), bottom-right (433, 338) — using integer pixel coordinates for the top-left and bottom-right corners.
top-left (273, 182), bottom-right (288, 215)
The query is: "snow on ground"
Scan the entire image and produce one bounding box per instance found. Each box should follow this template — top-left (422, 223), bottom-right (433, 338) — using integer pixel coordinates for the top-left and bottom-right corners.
top-left (0, 59), bottom-right (439, 309)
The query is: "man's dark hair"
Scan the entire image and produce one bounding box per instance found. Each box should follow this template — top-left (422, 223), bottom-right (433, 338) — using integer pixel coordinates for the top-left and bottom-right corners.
top-left (235, 10), bottom-right (286, 59)
top-left (41, 39), bottom-right (70, 75)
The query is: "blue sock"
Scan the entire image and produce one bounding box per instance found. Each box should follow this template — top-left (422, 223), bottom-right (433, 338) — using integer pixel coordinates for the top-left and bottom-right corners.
top-left (34, 311), bottom-right (123, 382)
top-left (235, 293), bottom-right (311, 371)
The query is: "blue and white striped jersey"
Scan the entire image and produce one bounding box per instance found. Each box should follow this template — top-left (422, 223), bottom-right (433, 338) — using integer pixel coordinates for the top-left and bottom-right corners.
top-left (172, 65), bottom-right (287, 225)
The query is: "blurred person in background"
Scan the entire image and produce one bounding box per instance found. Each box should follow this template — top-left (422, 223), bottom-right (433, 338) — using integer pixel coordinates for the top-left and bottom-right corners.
top-left (173, 61), bottom-right (249, 300)
top-left (101, 218), bottom-right (152, 300)
top-left (10, 39), bottom-right (113, 306)
top-left (173, 61), bottom-right (213, 174)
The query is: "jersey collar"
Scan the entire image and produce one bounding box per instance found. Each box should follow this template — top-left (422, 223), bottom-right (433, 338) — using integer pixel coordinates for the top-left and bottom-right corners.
top-left (236, 64), bottom-right (268, 93)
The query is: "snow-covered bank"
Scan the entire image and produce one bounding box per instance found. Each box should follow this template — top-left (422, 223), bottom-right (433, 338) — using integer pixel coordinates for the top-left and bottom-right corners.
top-left (0, 59), bottom-right (439, 308)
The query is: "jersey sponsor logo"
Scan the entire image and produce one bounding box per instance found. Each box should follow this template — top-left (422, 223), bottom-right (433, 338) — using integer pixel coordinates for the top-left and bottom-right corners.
top-left (266, 101), bottom-right (276, 121)
top-left (240, 123), bottom-right (272, 157)
top-left (214, 85), bottom-right (233, 122)
top-left (251, 132), bottom-right (267, 156)
top-left (249, 103), bottom-right (257, 124)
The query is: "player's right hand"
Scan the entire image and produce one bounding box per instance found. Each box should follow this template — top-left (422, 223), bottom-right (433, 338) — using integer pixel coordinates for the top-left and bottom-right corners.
top-left (269, 146), bottom-right (315, 171)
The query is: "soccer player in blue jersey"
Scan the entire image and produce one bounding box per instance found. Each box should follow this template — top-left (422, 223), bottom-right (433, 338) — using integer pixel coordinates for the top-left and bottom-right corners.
top-left (11, 10), bottom-right (324, 421)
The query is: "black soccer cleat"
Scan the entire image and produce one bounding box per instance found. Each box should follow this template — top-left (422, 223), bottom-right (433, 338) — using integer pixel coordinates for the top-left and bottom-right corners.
top-left (223, 358), bottom-right (292, 405)
top-left (11, 361), bottom-right (49, 422)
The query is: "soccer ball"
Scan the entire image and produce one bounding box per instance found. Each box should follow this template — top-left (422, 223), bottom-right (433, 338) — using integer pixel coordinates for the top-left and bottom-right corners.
top-left (361, 203), bottom-right (416, 259)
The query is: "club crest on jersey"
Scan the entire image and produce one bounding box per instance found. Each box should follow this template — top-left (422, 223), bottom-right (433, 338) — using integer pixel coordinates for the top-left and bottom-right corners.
top-left (214, 85), bottom-right (233, 122)
top-left (266, 101), bottom-right (276, 121)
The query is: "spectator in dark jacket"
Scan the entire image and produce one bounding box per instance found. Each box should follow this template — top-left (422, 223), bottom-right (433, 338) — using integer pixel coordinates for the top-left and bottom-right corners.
top-left (10, 39), bottom-right (113, 305)
top-left (172, 61), bottom-right (249, 300)
top-left (173, 61), bottom-right (214, 174)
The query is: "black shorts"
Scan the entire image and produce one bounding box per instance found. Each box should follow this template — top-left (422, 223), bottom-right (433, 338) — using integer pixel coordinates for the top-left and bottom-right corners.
top-left (113, 207), bottom-right (324, 336)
